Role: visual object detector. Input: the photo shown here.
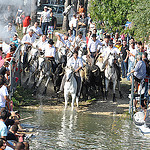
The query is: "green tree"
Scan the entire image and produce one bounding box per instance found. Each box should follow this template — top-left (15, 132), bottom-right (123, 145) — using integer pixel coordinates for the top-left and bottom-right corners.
top-left (89, 0), bottom-right (132, 32)
top-left (128, 0), bottom-right (150, 41)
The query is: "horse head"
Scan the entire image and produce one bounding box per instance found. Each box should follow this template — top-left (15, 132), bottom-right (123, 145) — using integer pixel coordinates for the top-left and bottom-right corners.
top-left (65, 66), bottom-right (74, 82)
top-left (108, 53), bottom-right (115, 68)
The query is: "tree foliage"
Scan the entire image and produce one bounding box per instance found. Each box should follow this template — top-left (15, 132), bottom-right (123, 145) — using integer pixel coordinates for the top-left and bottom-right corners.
top-left (89, 0), bottom-right (132, 32)
top-left (128, 0), bottom-right (150, 41)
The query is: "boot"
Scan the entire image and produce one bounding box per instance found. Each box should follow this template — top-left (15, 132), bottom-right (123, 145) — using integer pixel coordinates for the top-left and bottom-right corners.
top-left (105, 91), bottom-right (108, 100)
top-left (119, 91), bottom-right (123, 98)
top-left (113, 93), bottom-right (116, 102)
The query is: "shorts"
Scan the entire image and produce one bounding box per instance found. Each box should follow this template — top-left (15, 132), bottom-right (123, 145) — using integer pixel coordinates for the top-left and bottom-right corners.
top-left (48, 26), bottom-right (54, 34)
top-left (16, 16), bottom-right (22, 24)
top-left (133, 75), bottom-right (141, 83)
top-left (23, 27), bottom-right (28, 34)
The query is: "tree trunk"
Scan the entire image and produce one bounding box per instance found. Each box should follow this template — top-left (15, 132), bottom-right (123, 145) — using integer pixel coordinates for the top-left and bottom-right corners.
top-left (62, 0), bottom-right (71, 31)
top-left (84, 0), bottom-right (88, 16)
top-left (31, 0), bottom-right (37, 26)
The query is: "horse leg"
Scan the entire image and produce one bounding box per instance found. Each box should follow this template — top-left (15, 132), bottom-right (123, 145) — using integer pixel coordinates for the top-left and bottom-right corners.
top-left (43, 76), bottom-right (51, 95)
top-left (117, 80), bottom-right (123, 98)
top-left (105, 78), bottom-right (109, 100)
top-left (64, 92), bottom-right (68, 110)
top-left (71, 93), bottom-right (76, 111)
top-left (113, 80), bottom-right (117, 102)
top-left (76, 96), bottom-right (79, 107)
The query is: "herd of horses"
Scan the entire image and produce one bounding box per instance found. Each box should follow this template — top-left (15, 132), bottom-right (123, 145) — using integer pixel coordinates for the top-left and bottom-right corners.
top-left (21, 40), bottom-right (123, 110)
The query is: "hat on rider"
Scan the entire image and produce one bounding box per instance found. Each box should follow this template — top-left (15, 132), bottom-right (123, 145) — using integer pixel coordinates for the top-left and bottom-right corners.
top-left (48, 39), bottom-right (54, 45)
top-left (105, 35), bottom-right (110, 39)
top-left (92, 34), bottom-right (96, 38)
top-left (73, 50), bottom-right (78, 55)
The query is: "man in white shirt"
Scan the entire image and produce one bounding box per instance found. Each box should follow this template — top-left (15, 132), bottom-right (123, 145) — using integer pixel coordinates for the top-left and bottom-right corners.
top-left (73, 31), bottom-right (86, 48)
top-left (28, 22), bottom-right (43, 39)
top-left (101, 40), bottom-right (120, 58)
top-left (101, 41), bottom-right (121, 80)
top-left (69, 14), bottom-right (77, 36)
top-left (127, 42), bottom-right (137, 80)
top-left (0, 80), bottom-right (10, 111)
top-left (87, 34), bottom-right (103, 58)
top-left (40, 6), bottom-right (51, 35)
top-left (22, 29), bottom-right (36, 46)
top-left (68, 30), bottom-right (75, 45)
top-left (33, 35), bottom-right (48, 54)
top-left (43, 39), bottom-right (56, 73)
top-left (21, 29), bottom-right (36, 74)
top-left (58, 51), bottom-right (83, 96)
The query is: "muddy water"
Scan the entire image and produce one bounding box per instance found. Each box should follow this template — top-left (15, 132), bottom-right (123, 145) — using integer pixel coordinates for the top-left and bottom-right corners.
top-left (21, 109), bottom-right (150, 150)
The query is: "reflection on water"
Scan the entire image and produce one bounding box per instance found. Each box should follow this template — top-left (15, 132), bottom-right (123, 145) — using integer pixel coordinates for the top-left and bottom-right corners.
top-left (20, 109), bottom-right (150, 150)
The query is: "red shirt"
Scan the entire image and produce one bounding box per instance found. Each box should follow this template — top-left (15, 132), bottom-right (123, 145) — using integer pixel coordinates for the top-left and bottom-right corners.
top-left (5, 53), bottom-right (12, 62)
top-left (23, 16), bottom-right (31, 27)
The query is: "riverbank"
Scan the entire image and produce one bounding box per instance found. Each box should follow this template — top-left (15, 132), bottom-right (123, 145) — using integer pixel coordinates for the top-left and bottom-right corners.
top-left (16, 77), bottom-right (131, 117)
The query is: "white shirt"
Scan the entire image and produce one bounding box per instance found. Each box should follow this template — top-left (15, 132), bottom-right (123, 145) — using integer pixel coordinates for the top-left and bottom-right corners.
top-left (44, 44), bottom-right (56, 57)
top-left (28, 26), bottom-right (43, 38)
top-left (88, 39), bottom-right (103, 52)
top-left (22, 34), bottom-right (36, 44)
top-left (73, 36), bottom-right (86, 47)
top-left (0, 85), bottom-right (8, 107)
top-left (69, 17), bottom-right (77, 28)
top-left (55, 33), bottom-right (71, 48)
top-left (33, 36), bottom-right (48, 48)
top-left (2, 42), bottom-right (11, 54)
top-left (67, 56), bottom-right (83, 70)
top-left (68, 35), bottom-right (75, 44)
top-left (41, 10), bottom-right (50, 23)
top-left (101, 46), bottom-right (120, 57)
top-left (129, 47), bottom-right (137, 62)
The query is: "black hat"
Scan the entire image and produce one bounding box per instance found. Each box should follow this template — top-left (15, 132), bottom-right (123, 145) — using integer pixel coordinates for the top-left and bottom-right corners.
top-left (105, 35), bottom-right (110, 39)
top-left (92, 34), bottom-right (96, 38)
top-left (48, 39), bottom-right (54, 45)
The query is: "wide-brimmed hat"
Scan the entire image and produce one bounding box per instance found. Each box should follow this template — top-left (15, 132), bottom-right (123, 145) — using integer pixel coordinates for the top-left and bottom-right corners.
top-left (92, 34), bottom-right (96, 38)
top-left (44, 6), bottom-right (48, 9)
top-left (48, 39), bottom-right (54, 45)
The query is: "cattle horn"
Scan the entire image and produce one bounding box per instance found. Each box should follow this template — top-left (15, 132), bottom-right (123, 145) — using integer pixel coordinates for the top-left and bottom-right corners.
top-left (92, 68), bottom-right (98, 73)
top-left (59, 72), bottom-right (64, 76)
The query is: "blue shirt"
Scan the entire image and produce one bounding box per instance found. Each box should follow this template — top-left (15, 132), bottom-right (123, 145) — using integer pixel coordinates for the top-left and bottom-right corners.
top-left (10, 38), bottom-right (19, 47)
top-left (134, 60), bottom-right (146, 79)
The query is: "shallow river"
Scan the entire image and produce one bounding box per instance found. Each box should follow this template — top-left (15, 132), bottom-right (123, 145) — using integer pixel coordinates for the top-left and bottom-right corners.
top-left (20, 108), bottom-right (150, 150)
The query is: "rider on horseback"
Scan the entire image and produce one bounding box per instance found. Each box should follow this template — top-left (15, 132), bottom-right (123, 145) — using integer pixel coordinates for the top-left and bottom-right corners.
top-left (58, 51), bottom-right (83, 97)
top-left (101, 40), bottom-right (121, 81)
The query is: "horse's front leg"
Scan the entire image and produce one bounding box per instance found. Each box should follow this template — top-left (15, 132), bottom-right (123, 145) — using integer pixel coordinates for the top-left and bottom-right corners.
top-left (105, 78), bottom-right (109, 100)
top-left (117, 80), bottom-right (123, 98)
top-left (43, 76), bottom-right (51, 95)
top-left (113, 80), bottom-right (117, 102)
top-left (64, 92), bottom-right (68, 110)
top-left (71, 93), bottom-right (76, 111)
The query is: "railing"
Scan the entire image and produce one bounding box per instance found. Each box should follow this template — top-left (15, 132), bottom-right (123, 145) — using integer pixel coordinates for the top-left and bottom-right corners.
top-left (9, 44), bottom-right (22, 98)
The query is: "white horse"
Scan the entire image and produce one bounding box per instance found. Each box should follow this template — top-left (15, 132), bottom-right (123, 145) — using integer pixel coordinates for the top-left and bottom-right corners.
top-left (64, 67), bottom-right (78, 110)
top-left (103, 53), bottom-right (119, 102)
